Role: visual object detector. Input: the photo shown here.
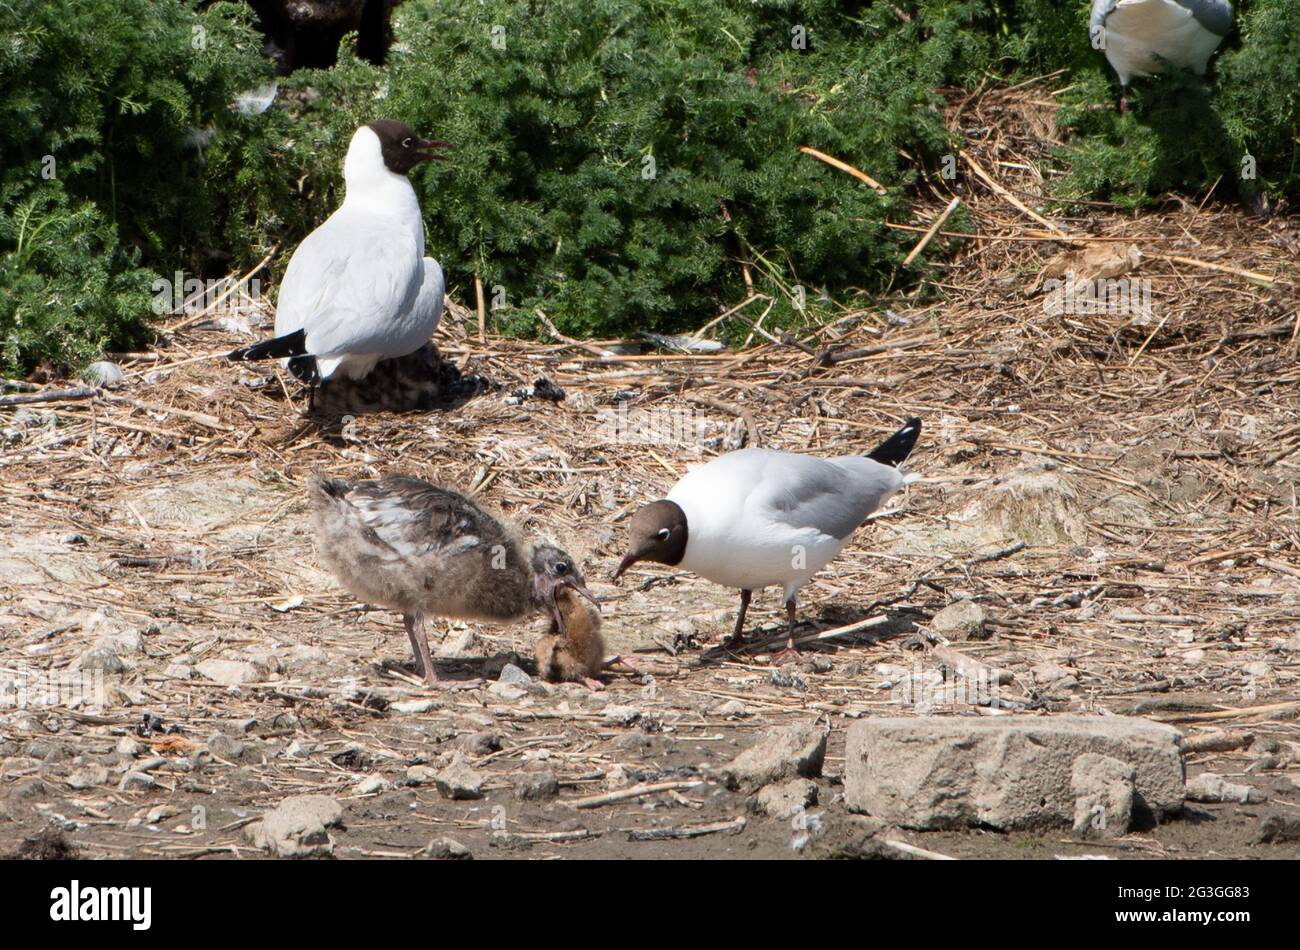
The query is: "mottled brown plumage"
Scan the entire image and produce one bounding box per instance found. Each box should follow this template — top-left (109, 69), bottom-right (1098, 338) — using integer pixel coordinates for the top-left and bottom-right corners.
top-left (534, 586), bottom-right (606, 688)
top-left (308, 470), bottom-right (592, 687)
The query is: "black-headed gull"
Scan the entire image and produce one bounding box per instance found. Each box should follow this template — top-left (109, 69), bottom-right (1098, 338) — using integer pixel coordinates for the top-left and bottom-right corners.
top-left (229, 119), bottom-right (450, 397)
top-left (1090, 0), bottom-right (1234, 111)
top-left (308, 471), bottom-right (596, 688)
top-left (613, 418), bottom-right (921, 661)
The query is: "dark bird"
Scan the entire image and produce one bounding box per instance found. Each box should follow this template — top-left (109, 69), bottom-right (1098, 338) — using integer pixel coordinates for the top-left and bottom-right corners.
top-left (308, 471), bottom-right (594, 688)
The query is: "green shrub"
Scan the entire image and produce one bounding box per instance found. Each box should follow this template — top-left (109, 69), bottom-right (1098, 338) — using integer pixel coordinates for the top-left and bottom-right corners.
top-left (1, 0), bottom-right (1297, 374)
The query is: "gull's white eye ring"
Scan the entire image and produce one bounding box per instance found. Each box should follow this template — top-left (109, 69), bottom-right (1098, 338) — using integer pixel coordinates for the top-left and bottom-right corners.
top-left (402, 137), bottom-right (413, 148)
top-left (656, 528), bottom-right (670, 540)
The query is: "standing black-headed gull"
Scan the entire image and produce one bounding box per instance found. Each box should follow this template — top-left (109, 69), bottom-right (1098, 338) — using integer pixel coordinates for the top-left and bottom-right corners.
top-left (228, 119), bottom-right (450, 396)
top-left (613, 418), bottom-right (921, 662)
top-left (1090, 0), bottom-right (1234, 111)
top-left (308, 471), bottom-right (597, 688)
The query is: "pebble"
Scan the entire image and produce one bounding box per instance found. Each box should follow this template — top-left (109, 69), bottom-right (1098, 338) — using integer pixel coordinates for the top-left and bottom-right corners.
top-left (118, 771), bottom-right (157, 792)
top-left (391, 700), bottom-right (435, 714)
top-left (82, 361), bottom-right (124, 389)
top-left (355, 775), bottom-right (392, 795)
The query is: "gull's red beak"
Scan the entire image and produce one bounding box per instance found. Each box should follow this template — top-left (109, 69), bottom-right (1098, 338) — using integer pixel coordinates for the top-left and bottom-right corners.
top-left (415, 138), bottom-right (452, 162)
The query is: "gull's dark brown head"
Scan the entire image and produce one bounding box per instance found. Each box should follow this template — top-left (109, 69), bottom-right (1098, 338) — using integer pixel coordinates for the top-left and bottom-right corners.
top-left (612, 500), bottom-right (688, 581)
top-left (366, 118), bottom-right (451, 174)
top-left (530, 543), bottom-right (598, 634)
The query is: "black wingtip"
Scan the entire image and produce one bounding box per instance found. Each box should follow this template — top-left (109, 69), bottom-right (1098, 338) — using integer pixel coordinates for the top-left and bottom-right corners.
top-left (226, 328), bottom-right (308, 363)
top-left (867, 417), bottom-right (921, 467)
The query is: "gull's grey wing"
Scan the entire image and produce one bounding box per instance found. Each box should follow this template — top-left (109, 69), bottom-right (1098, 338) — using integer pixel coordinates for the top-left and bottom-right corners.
top-left (751, 454), bottom-right (902, 541)
top-left (274, 210), bottom-right (425, 358)
top-left (1175, 0), bottom-right (1234, 36)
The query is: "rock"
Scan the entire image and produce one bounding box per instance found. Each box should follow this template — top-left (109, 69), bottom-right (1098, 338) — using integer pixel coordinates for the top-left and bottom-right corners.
top-left (1255, 815), bottom-right (1300, 844)
top-left (219, 717), bottom-right (258, 735)
top-left (82, 361), bottom-right (124, 389)
top-left (1184, 772), bottom-right (1266, 805)
top-left (246, 795), bottom-right (343, 858)
top-left (1071, 753), bottom-right (1135, 837)
top-left (460, 732), bottom-right (501, 756)
top-left (844, 715), bottom-right (1184, 830)
top-left (434, 755), bottom-right (485, 800)
top-left (66, 764), bottom-right (109, 790)
top-left (423, 836), bottom-right (473, 860)
top-left (355, 775), bottom-right (392, 795)
top-left (206, 732), bottom-right (247, 761)
top-left (603, 705), bottom-right (642, 726)
top-left (1242, 661), bottom-right (1271, 678)
top-left (195, 658), bottom-right (261, 687)
top-left (282, 644), bottom-right (329, 671)
top-left (405, 765), bottom-right (439, 786)
top-left (118, 771), bottom-right (157, 792)
top-left (754, 779), bottom-right (818, 819)
top-left (436, 628), bottom-right (491, 659)
top-left (391, 700), bottom-right (434, 714)
top-left (115, 736), bottom-right (143, 758)
top-left (73, 629), bottom-right (143, 673)
top-left (931, 600), bottom-right (988, 641)
top-left (713, 700), bottom-right (751, 719)
top-left (498, 663), bottom-right (532, 685)
top-left (512, 770), bottom-right (559, 801)
top-left (487, 682), bottom-right (528, 701)
top-left (719, 720), bottom-right (829, 792)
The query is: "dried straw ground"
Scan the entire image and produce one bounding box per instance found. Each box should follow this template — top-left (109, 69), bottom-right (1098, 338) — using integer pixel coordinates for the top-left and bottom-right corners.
top-left (2, 82), bottom-right (1299, 859)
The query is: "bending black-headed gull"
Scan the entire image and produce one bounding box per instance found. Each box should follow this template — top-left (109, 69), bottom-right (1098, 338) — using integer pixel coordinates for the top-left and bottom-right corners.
top-left (308, 471), bottom-right (596, 688)
top-left (613, 417), bottom-right (921, 662)
top-left (1090, 0), bottom-right (1234, 111)
top-left (229, 119), bottom-right (450, 396)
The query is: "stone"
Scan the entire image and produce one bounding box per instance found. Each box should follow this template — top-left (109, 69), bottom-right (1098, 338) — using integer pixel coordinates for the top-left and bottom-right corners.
top-left (1184, 772), bottom-right (1266, 805)
top-left (195, 658), bottom-right (261, 687)
top-left (74, 630), bottom-right (143, 673)
top-left (487, 682), bottom-right (528, 701)
top-left (391, 700), bottom-right (434, 714)
top-left (718, 720), bottom-right (829, 792)
top-left (434, 755), bottom-right (485, 800)
top-left (82, 361), bottom-right (124, 388)
top-left (460, 732), bottom-right (501, 756)
top-left (1255, 815), bottom-right (1300, 844)
top-left (246, 795), bottom-right (344, 858)
top-left (498, 663), bottom-right (532, 685)
top-left (116, 736), bottom-right (143, 758)
top-left (66, 764), bottom-right (109, 790)
top-left (282, 644), bottom-right (329, 670)
top-left (206, 732), bottom-right (247, 761)
top-left (603, 705), bottom-right (642, 726)
top-left (844, 715), bottom-right (1184, 830)
top-left (713, 700), bottom-right (751, 719)
top-left (512, 770), bottom-right (559, 801)
top-left (118, 771), bottom-right (157, 792)
top-left (405, 765), bottom-right (439, 786)
top-left (423, 836), bottom-right (473, 860)
top-left (931, 600), bottom-right (988, 641)
top-left (1242, 661), bottom-right (1271, 678)
top-left (754, 779), bottom-right (818, 819)
top-left (355, 775), bottom-right (392, 795)
top-left (1070, 753), bottom-right (1135, 837)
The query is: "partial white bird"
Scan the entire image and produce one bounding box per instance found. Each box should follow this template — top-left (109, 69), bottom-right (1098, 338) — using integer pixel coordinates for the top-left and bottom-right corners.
top-left (1090, 0), bottom-right (1234, 111)
top-left (229, 119), bottom-right (450, 393)
top-left (614, 418), bottom-right (921, 662)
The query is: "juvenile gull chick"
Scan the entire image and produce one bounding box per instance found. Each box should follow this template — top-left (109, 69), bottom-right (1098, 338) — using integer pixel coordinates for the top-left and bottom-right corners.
top-left (614, 418), bottom-right (920, 662)
top-left (534, 586), bottom-right (606, 690)
top-left (308, 471), bottom-right (594, 688)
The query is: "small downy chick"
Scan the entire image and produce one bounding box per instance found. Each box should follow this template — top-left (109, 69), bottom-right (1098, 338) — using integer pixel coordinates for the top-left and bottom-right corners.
top-left (535, 585), bottom-right (606, 690)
